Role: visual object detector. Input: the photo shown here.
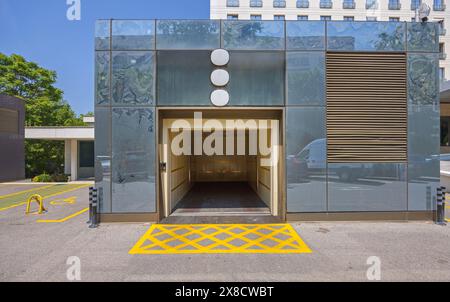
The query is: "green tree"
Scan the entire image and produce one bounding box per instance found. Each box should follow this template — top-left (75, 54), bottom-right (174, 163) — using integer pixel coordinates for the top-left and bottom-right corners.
top-left (0, 53), bottom-right (86, 177)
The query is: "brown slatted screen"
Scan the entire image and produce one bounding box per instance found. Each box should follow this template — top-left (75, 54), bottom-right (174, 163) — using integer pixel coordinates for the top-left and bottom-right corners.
top-left (326, 52), bottom-right (407, 163)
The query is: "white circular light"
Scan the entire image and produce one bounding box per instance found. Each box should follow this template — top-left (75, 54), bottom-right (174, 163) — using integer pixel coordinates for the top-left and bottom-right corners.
top-left (210, 89), bottom-right (229, 107)
top-left (211, 49), bottom-right (230, 66)
top-left (210, 69), bottom-right (229, 86)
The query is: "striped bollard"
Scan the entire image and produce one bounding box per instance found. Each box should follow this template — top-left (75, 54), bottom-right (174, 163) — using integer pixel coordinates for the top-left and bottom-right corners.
top-left (436, 186), bottom-right (446, 226)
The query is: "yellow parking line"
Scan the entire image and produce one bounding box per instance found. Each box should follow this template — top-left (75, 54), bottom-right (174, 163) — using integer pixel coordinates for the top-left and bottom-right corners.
top-left (36, 207), bottom-right (88, 223)
top-left (0, 184), bottom-right (55, 199)
top-left (0, 184), bottom-right (90, 212)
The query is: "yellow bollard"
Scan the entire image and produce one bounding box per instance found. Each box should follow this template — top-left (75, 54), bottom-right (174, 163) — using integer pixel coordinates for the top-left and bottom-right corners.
top-left (25, 194), bottom-right (46, 214)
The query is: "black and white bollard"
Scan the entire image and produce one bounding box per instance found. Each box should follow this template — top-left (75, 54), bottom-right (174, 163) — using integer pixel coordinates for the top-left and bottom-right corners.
top-left (88, 187), bottom-right (98, 228)
top-left (436, 186), bottom-right (446, 226)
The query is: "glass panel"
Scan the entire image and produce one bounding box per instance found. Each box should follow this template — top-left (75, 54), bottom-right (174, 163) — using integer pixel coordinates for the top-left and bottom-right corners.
top-left (286, 21), bottom-right (325, 50)
top-left (79, 141), bottom-right (94, 168)
top-left (227, 51), bottom-right (284, 106)
top-left (408, 53), bottom-right (439, 105)
top-left (112, 108), bottom-right (155, 212)
top-left (222, 20), bottom-right (285, 50)
top-left (408, 105), bottom-right (440, 210)
top-left (112, 51), bottom-right (155, 105)
top-left (95, 20), bottom-right (110, 50)
top-left (287, 107), bottom-right (327, 212)
top-left (112, 20), bottom-right (154, 50)
top-left (95, 51), bottom-right (110, 106)
top-left (156, 20), bottom-right (220, 50)
top-left (328, 163), bottom-right (407, 211)
top-left (407, 22), bottom-right (439, 52)
top-left (287, 52), bottom-right (325, 106)
top-left (327, 21), bottom-right (406, 51)
top-left (157, 51), bottom-right (213, 106)
top-left (94, 107), bottom-right (111, 213)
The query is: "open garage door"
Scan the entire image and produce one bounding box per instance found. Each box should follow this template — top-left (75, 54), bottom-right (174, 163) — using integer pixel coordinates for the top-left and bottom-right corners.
top-left (158, 109), bottom-right (284, 223)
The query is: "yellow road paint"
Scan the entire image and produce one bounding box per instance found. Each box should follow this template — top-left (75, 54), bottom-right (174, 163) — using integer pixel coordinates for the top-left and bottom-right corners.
top-left (129, 224), bottom-right (312, 254)
top-left (0, 184), bottom-right (89, 212)
top-left (36, 207), bottom-right (88, 223)
top-left (0, 184), bottom-right (55, 199)
top-left (50, 196), bottom-right (77, 205)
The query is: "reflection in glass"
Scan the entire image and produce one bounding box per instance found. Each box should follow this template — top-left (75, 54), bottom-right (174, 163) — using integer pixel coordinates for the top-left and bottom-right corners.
top-left (327, 21), bottom-right (406, 51)
top-left (227, 52), bottom-right (284, 106)
top-left (95, 107), bottom-right (111, 213)
top-left (112, 20), bottom-right (154, 50)
top-left (112, 51), bottom-right (155, 105)
top-left (408, 105), bottom-right (440, 210)
top-left (95, 51), bottom-right (110, 105)
top-left (157, 51), bottom-right (213, 106)
top-left (286, 107), bottom-right (326, 212)
top-left (328, 163), bottom-right (407, 211)
top-left (95, 20), bottom-right (110, 50)
top-left (286, 21), bottom-right (325, 50)
top-left (222, 21), bottom-right (285, 50)
top-left (112, 108), bottom-right (155, 212)
top-left (156, 20), bottom-right (220, 49)
top-left (287, 52), bottom-right (325, 105)
top-left (408, 53), bottom-right (439, 105)
top-left (407, 22), bottom-right (439, 52)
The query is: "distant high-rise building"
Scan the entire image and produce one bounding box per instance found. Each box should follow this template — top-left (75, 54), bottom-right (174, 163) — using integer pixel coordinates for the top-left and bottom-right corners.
top-left (211, 0), bottom-right (449, 82)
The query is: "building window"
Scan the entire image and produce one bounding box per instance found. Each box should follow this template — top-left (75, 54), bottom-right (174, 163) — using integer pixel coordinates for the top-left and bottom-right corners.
top-left (389, 0), bottom-right (401, 10)
top-left (439, 43), bottom-right (446, 60)
top-left (434, 0), bottom-right (446, 11)
top-left (227, 14), bottom-right (239, 20)
top-left (297, 0), bottom-right (310, 8)
top-left (298, 15), bottom-right (309, 20)
top-left (344, 16), bottom-right (355, 21)
top-left (411, 0), bottom-right (421, 10)
top-left (389, 17), bottom-right (400, 22)
top-left (343, 0), bottom-right (356, 9)
top-left (442, 117), bottom-right (450, 146)
top-left (250, 14), bottom-right (262, 20)
top-left (320, 15), bottom-right (332, 20)
top-left (320, 0), bottom-right (333, 8)
top-left (366, 0), bottom-right (378, 9)
top-left (273, 0), bottom-right (286, 7)
top-left (250, 0), bottom-right (263, 7)
top-left (440, 67), bottom-right (446, 82)
top-left (226, 0), bottom-right (240, 7)
top-left (274, 15), bottom-right (285, 20)
top-left (366, 16), bottom-right (377, 21)
top-left (438, 21), bottom-right (446, 35)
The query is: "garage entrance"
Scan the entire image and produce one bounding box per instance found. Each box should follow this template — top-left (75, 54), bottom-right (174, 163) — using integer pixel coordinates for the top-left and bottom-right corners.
top-left (158, 109), bottom-right (284, 223)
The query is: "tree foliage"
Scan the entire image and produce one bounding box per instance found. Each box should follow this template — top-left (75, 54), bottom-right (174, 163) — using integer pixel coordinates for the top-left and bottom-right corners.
top-left (0, 53), bottom-right (86, 177)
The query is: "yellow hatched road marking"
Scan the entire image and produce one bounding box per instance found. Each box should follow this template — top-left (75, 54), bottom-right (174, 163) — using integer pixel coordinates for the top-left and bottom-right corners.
top-left (0, 184), bottom-right (55, 199)
top-left (129, 224), bottom-right (312, 254)
top-left (36, 207), bottom-right (88, 223)
top-left (0, 184), bottom-right (90, 212)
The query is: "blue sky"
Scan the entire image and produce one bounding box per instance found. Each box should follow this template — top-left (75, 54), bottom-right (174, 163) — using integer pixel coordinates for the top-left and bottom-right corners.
top-left (0, 0), bottom-right (210, 114)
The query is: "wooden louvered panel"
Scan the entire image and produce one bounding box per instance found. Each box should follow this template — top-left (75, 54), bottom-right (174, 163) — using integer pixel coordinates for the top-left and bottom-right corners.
top-left (326, 52), bottom-right (407, 163)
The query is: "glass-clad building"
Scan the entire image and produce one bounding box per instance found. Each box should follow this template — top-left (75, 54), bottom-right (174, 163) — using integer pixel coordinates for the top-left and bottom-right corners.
top-left (95, 19), bottom-right (440, 222)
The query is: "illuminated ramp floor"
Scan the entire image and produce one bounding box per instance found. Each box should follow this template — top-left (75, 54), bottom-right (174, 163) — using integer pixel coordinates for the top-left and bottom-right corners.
top-left (129, 224), bottom-right (312, 254)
